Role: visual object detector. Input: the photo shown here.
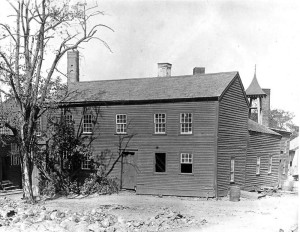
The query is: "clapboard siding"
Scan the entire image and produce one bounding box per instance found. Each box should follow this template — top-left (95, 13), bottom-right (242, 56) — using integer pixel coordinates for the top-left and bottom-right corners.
top-left (66, 101), bottom-right (218, 197)
top-left (278, 135), bottom-right (290, 185)
top-left (217, 76), bottom-right (249, 196)
top-left (245, 132), bottom-right (281, 190)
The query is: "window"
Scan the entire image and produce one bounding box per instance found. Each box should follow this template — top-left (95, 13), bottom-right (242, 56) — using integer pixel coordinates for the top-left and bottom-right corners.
top-left (282, 159), bottom-right (286, 174)
top-left (230, 157), bottom-right (235, 182)
top-left (64, 114), bottom-right (73, 124)
top-left (284, 141), bottom-right (288, 153)
top-left (154, 114), bottom-right (166, 134)
top-left (180, 113), bottom-right (192, 134)
top-left (36, 118), bottom-right (42, 136)
top-left (62, 151), bottom-right (71, 169)
top-left (256, 156), bottom-right (261, 175)
top-left (81, 154), bottom-right (91, 170)
top-left (83, 114), bottom-right (92, 133)
top-left (0, 123), bottom-right (9, 134)
top-left (10, 143), bottom-right (20, 166)
top-left (268, 156), bottom-right (273, 173)
top-left (181, 153), bottom-right (193, 173)
top-left (155, 153), bottom-right (166, 172)
top-left (116, 114), bottom-right (127, 134)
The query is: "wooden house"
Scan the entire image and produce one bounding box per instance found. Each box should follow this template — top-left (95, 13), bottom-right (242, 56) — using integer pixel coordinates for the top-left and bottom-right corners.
top-left (61, 51), bottom-right (250, 198)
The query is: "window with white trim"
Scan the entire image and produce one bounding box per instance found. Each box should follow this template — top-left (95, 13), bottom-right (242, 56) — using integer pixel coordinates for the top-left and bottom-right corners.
top-left (268, 156), bottom-right (272, 173)
top-left (64, 114), bottom-right (73, 124)
top-left (81, 153), bottom-right (91, 170)
top-left (116, 114), bottom-right (127, 134)
top-left (62, 151), bottom-right (71, 169)
top-left (36, 118), bottom-right (42, 136)
top-left (256, 156), bottom-right (261, 175)
top-left (83, 114), bottom-right (92, 133)
top-left (282, 159), bottom-right (286, 174)
top-left (230, 157), bottom-right (235, 182)
top-left (180, 113), bottom-right (192, 134)
top-left (155, 153), bottom-right (166, 173)
top-left (154, 113), bottom-right (166, 134)
top-left (0, 124), bottom-right (9, 134)
top-left (180, 153), bottom-right (193, 173)
top-left (10, 143), bottom-right (20, 166)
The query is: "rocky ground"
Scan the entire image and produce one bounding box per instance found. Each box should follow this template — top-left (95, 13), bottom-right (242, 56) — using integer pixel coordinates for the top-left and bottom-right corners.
top-left (0, 191), bottom-right (298, 232)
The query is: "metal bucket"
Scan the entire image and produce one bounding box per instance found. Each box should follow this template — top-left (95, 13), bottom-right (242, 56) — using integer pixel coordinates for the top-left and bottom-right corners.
top-left (229, 186), bottom-right (241, 202)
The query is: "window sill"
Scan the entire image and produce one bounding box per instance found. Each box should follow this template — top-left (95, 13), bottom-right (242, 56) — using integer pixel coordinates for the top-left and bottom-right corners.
top-left (82, 132), bottom-right (93, 135)
top-left (178, 133), bottom-right (193, 136)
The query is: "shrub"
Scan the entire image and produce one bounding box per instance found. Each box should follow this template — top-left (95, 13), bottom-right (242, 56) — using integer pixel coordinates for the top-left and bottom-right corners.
top-left (80, 173), bottom-right (119, 196)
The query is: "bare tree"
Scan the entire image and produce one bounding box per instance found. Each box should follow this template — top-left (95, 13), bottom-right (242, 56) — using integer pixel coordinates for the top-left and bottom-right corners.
top-left (0, 0), bottom-right (112, 202)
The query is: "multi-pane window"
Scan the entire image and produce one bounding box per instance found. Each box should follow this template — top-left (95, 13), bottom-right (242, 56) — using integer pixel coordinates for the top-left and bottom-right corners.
top-left (282, 159), bottom-right (286, 174)
top-left (36, 118), bottom-right (42, 136)
top-left (81, 154), bottom-right (91, 170)
top-left (268, 156), bottom-right (273, 173)
top-left (10, 143), bottom-right (20, 166)
top-left (154, 114), bottom-right (166, 134)
top-left (180, 113), bottom-right (192, 134)
top-left (256, 156), bottom-right (261, 175)
top-left (116, 114), bottom-right (127, 134)
top-left (155, 153), bottom-right (166, 173)
top-left (64, 114), bottom-right (73, 124)
top-left (230, 157), bottom-right (235, 182)
top-left (83, 114), bottom-right (92, 133)
top-left (0, 124), bottom-right (9, 134)
top-left (180, 153), bottom-right (193, 173)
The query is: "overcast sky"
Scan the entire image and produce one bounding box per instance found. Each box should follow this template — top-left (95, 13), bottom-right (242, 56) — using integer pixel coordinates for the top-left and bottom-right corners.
top-left (1, 0), bottom-right (300, 124)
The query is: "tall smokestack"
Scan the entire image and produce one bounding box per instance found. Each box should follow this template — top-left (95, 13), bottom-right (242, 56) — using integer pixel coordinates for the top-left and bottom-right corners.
top-left (157, 63), bottom-right (172, 77)
top-left (67, 50), bottom-right (79, 84)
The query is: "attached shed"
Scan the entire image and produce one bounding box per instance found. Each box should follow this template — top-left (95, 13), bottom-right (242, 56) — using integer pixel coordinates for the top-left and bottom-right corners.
top-left (269, 128), bottom-right (291, 186)
top-left (245, 119), bottom-right (282, 190)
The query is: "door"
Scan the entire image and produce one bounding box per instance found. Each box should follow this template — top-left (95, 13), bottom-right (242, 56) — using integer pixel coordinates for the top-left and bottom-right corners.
top-left (121, 152), bottom-right (137, 190)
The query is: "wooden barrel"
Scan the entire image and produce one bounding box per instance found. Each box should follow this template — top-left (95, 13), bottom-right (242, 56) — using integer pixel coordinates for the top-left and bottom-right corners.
top-left (283, 180), bottom-right (294, 191)
top-left (229, 186), bottom-right (241, 202)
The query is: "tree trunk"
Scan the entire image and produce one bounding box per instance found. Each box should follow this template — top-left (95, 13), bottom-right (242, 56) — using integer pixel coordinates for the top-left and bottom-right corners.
top-left (22, 152), bottom-right (34, 203)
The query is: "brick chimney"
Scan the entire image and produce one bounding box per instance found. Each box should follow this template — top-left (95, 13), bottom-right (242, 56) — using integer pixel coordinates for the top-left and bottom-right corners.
top-left (262, 88), bottom-right (271, 127)
top-left (158, 63), bottom-right (172, 77)
top-left (193, 67), bottom-right (205, 75)
top-left (67, 50), bottom-right (79, 84)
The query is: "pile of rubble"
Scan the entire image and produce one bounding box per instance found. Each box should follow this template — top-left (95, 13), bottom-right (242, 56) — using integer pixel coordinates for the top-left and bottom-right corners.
top-left (0, 197), bottom-right (203, 232)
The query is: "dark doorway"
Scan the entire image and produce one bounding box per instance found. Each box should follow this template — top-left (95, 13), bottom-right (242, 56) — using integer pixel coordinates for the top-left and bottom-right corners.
top-left (121, 152), bottom-right (137, 190)
top-left (1, 156), bottom-right (8, 180)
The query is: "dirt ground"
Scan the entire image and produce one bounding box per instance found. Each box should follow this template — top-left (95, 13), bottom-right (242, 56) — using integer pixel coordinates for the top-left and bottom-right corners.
top-left (5, 191), bottom-right (299, 232)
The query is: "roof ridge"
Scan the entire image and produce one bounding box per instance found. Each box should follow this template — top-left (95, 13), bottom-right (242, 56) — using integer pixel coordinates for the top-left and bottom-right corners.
top-left (72, 71), bottom-right (238, 84)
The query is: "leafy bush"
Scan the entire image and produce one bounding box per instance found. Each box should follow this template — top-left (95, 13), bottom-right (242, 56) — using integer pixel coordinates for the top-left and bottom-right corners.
top-left (80, 173), bottom-right (119, 196)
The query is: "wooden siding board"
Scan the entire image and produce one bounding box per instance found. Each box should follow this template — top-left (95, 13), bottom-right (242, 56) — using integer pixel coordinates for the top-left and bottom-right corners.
top-left (245, 132), bottom-right (281, 190)
top-left (65, 101), bottom-right (218, 197)
top-left (217, 77), bottom-right (249, 196)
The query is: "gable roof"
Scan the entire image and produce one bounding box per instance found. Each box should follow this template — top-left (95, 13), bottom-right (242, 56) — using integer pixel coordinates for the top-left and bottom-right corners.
top-left (63, 71), bottom-right (239, 104)
top-left (246, 73), bottom-right (266, 97)
top-left (248, 119), bottom-right (281, 136)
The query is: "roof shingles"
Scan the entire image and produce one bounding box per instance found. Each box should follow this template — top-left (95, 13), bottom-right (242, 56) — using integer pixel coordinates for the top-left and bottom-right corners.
top-left (64, 71), bottom-right (238, 103)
